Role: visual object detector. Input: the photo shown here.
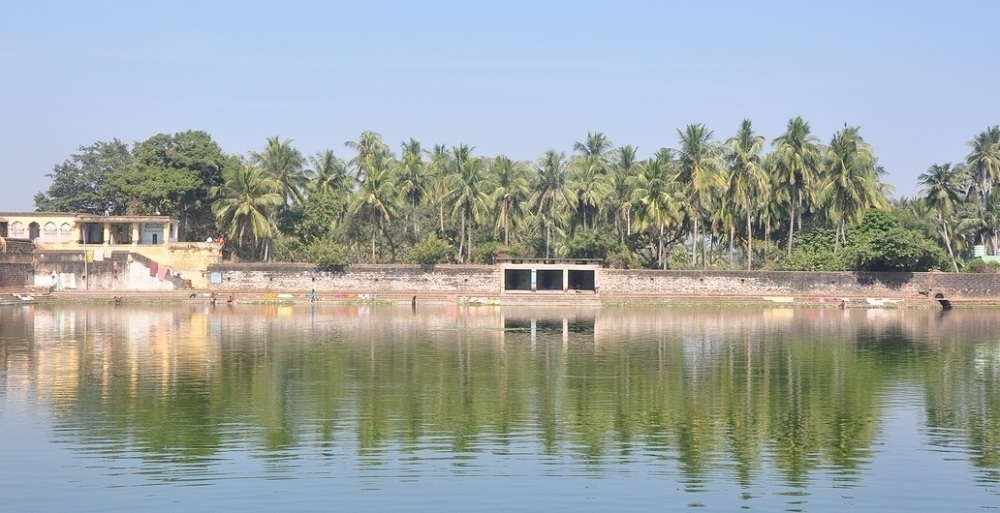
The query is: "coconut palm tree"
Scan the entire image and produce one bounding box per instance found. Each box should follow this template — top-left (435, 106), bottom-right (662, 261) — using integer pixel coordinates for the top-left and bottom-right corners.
top-left (397, 138), bottom-right (428, 237)
top-left (534, 150), bottom-right (575, 259)
top-left (724, 119), bottom-right (768, 269)
top-left (488, 155), bottom-right (531, 245)
top-left (305, 149), bottom-right (348, 197)
top-left (211, 162), bottom-right (283, 260)
top-left (349, 157), bottom-right (400, 262)
top-left (966, 126), bottom-right (1000, 199)
top-left (676, 123), bottom-right (724, 268)
top-left (608, 145), bottom-right (639, 241)
top-left (817, 126), bottom-right (888, 250)
top-left (345, 131), bottom-right (391, 182)
top-left (446, 144), bottom-right (490, 262)
top-left (772, 117), bottom-right (823, 255)
top-left (919, 163), bottom-right (968, 272)
top-left (252, 136), bottom-right (306, 206)
top-left (631, 152), bottom-right (682, 269)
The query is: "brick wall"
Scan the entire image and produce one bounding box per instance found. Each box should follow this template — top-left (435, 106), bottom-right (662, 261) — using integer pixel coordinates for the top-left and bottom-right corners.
top-left (0, 238), bottom-right (34, 288)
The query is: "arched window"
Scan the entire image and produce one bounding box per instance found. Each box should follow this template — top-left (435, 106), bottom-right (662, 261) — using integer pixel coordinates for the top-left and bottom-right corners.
top-left (11, 221), bottom-right (24, 238)
top-left (43, 222), bottom-right (57, 242)
top-left (60, 223), bottom-right (72, 243)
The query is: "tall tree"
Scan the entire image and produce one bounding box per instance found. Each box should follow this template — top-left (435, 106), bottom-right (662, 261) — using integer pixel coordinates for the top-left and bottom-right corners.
top-left (252, 136), bottom-right (305, 206)
top-left (534, 150), bottom-right (575, 259)
top-left (772, 117), bottom-right (823, 255)
top-left (918, 163), bottom-right (967, 271)
top-left (446, 144), bottom-right (489, 262)
top-left (488, 155), bottom-right (531, 246)
top-left (817, 126), bottom-right (888, 250)
top-left (349, 159), bottom-right (400, 262)
top-left (34, 139), bottom-right (133, 214)
top-left (676, 123), bottom-right (724, 268)
top-left (724, 119), bottom-right (768, 269)
top-left (609, 145), bottom-right (639, 241)
top-left (345, 131), bottom-right (391, 182)
top-left (631, 152), bottom-right (682, 269)
top-left (397, 138), bottom-right (428, 237)
top-left (211, 163), bottom-right (283, 260)
top-left (966, 126), bottom-right (1000, 199)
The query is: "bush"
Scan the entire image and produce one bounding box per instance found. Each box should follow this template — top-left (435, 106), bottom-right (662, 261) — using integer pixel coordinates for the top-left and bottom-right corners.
top-left (407, 234), bottom-right (452, 264)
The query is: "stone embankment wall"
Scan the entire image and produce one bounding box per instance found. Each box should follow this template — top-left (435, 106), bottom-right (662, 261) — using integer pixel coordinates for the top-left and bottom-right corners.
top-left (208, 263), bottom-right (500, 297)
top-left (599, 270), bottom-right (1000, 299)
top-left (210, 264), bottom-right (1000, 300)
top-left (0, 238), bottom-right (34, 288)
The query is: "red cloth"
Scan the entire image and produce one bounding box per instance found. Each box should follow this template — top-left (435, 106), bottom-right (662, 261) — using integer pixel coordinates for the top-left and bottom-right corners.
top-left (149, 261), bottom-right (158, 277)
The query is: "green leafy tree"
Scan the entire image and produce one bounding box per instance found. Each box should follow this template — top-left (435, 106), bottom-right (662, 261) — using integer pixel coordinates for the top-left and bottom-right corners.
top-left (34, 139), bottom-right (133, 214)
top-left (845, 209), bottom-right (945, 272)
top-left (109, 130), bottom-right (231, 240)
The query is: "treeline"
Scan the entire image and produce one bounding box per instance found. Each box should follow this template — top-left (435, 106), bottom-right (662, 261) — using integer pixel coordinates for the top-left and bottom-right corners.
top-left (33, 120), bottom-right (1000, 271)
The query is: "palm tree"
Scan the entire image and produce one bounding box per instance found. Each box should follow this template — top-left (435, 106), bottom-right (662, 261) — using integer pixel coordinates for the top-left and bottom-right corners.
top-left (397, 138), bottom-right (428, 237)
top-left (772, 117), bottom-right (823, 255)
top-left (349, 160), bottom-right (400, 262)
top-left (631, 152), bottom-right (682, 269)
top-left (446, 144), bottom-right (490, 262)
top-left (345, 131), bottom-right (391, 182)
top-left (609, 145), bottom-right (639, 241)
top-left (488, 155), bottom-right (531, 246)
top-left (724, 119), bottom-right (768, 269)
top-left (966, 126), bottom-right (1000, 199)
top-left (211, 162), bottom-right (283, 260)
top-left (534, 150), bottom-right (575, 258)
top-left (816, 126), bottom-right (888, 249)
top-left (568, 155), bottom-right (611, 231)
top-left (252, 136), bottom-right (305, 206)
top-left (305, 149), bottom-right (348, 197)
top-left (676, 123), bottom-right (724, 268)
top-left (427, 144), bottom-right (451, 235)
top-left (919, 163), bottom-right (967, 271)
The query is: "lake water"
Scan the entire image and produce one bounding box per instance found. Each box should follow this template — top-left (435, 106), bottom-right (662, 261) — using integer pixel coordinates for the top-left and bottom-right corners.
top-left (1, 303), bottom-right (998, 512)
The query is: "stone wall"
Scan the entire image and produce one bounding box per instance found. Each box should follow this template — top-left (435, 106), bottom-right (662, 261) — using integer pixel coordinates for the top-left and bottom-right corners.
top-left (208, 264), bottom-right (1000, 300)
top-left (0, 238), bottom-right (34, 288)
top-left (599, 270), bottom-right (1000, 299)
top-left (208, 263), bottom-right (500, 296)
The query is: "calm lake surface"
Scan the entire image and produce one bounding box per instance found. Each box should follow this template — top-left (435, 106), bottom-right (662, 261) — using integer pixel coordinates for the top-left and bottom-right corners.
top-left (1, 303), bottom-right (999, 512)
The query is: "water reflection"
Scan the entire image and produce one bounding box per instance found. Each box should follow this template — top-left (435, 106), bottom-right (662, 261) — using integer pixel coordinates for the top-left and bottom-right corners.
top-left (2, 304), bottom-right (1000, 507)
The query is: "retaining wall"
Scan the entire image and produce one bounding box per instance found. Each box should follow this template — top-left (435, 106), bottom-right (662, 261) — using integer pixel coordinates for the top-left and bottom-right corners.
top-left (207, 263), bottom-right (500, 296)
top-left (209, 264), bottom-right (1000, 300)
top-left (0, 238), bottom-right (34, 288)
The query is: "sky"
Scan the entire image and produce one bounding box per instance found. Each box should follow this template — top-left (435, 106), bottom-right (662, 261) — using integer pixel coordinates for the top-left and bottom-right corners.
top-left (2, 0), bottom-right (998, 212)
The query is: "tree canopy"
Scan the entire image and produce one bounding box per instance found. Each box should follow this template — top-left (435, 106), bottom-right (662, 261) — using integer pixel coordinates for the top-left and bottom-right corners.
top-left (33, 123), bottom-right (1000, 272)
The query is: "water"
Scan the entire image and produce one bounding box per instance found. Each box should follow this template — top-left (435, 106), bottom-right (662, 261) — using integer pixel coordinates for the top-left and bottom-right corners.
top-left (1, 304), bottom-right (999, 512)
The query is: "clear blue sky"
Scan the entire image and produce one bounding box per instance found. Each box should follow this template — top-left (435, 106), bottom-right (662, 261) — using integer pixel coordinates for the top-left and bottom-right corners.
top-left (2, 0), bottom-right (998, 212)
